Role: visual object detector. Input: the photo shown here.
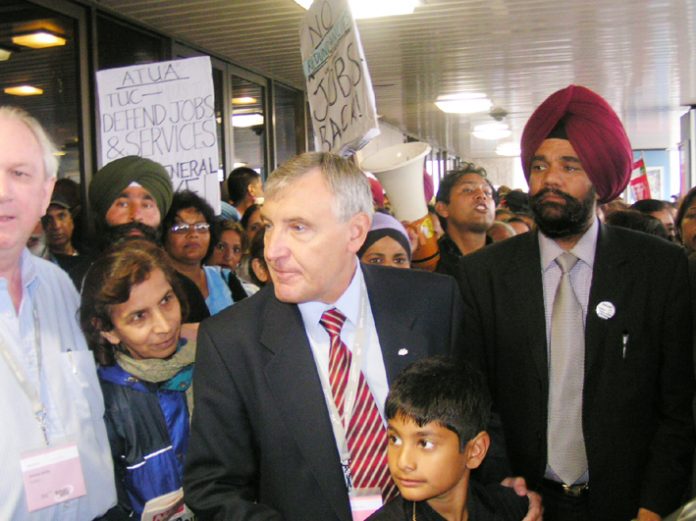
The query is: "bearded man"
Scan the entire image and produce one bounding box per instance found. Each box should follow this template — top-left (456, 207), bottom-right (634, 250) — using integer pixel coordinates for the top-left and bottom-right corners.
top-left (456, 85), bottom-right (694, 521)
top-left (74, 156), bottom-right (210, 322)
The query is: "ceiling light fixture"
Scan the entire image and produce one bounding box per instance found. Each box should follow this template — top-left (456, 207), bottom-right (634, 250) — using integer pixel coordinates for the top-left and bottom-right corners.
top-left (293, 0), bottom-right (420, 19)
top-left (435, 93), bottom-right (492, 114)
top-left (232, 113), bottom-right (264, 128)
top-left (4, 85), bottom-right (44, 96)
top-left (232, 96), bottom-right (257, 105)
top-left (0, 47), bottom-right (12, 61)
top-left (496, 142), bottom-right (521, 157)
top-left (473, 122), bottom-right (511, 140)
top-left (12, 30), bottom-right (66, 49)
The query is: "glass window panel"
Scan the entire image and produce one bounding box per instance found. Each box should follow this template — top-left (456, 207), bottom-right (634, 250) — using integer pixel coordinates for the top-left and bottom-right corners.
top-left (306, 101), bottom-right (316, 152)
top-left (230, 75), bottom-right (266, 177)
top-left (0, 3), bottom-right (80, 183)
top-left (274, 83), bottom-right (305, 166)
top-left (97, 15), bottom-right (167, 70)
top-left (212, 67), bottom-right (224, 180)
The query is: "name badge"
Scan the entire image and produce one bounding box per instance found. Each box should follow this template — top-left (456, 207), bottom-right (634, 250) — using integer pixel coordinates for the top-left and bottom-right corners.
top-left (20, 443), bottom-right (86, 512)
top-left (350, 492), bottom-right (383, 521)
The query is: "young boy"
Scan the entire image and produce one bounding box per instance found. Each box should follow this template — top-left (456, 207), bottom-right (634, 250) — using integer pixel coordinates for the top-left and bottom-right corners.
top-left (367, 357), bottom-right (528, 521)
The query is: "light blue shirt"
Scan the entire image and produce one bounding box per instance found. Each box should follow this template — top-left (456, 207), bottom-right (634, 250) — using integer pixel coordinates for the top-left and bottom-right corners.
top-left (204, 265), bottom-right (235, 315)
top-left (298, 261), bottom-right (390, 420)
top-left (0, 250), bottom-right (116, 520)
top-left (219, 201), bottom-right (241, 221)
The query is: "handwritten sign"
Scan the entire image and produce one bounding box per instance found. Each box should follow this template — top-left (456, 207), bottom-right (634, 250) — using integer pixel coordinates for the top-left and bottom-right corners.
top-left (300, 0), bottom-right (380, 156)
top-left (96, 57), bottom-right (221, 213)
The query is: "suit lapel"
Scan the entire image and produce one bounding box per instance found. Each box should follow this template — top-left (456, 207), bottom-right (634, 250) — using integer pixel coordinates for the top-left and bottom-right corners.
top-left (260, 297), bottom-right (352, 521)
top-left (362, 266), bottom-right (430, 383)
top-left (503, 233), bottom-right (549, 385)
top-left (584, 225), bottom-right (629, 376)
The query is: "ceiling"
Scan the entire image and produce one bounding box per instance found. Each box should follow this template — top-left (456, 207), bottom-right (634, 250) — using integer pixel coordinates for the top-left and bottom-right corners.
top-left (56, 0), bottom-right (696, 161)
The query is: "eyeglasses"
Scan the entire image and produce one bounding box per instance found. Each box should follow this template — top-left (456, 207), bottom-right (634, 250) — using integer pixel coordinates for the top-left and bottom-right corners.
top-left (169, 222), bottom-right (210, 234)
top-left (215, 243), bottom-right (243, 254)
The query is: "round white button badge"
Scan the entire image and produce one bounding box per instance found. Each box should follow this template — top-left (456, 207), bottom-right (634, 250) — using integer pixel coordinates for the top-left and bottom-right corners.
top-left (595, 301), bottom-right (615, 320)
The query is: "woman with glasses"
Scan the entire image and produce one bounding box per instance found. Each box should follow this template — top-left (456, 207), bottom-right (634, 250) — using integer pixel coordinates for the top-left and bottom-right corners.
top-left (162, 191), bottom-right (236, 315)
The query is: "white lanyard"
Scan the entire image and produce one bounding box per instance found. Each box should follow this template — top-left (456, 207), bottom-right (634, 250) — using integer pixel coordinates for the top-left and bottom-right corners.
top-left (0, 303), bottom-right (48, 445)
top-left (316, 284), bottom-right (370, 489)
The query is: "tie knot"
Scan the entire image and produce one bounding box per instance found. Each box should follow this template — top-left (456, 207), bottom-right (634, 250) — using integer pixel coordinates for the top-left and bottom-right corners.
top-left (555, 252), bottom-right (578, 274)
top-left (320, 308), bottom-right (347, 337)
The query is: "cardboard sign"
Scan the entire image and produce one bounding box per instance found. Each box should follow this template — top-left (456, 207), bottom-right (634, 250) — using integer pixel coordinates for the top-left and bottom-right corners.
top-left (300, 0), bottom-right (380, 156)
top-left (96, 57), bottom-right (221, 214)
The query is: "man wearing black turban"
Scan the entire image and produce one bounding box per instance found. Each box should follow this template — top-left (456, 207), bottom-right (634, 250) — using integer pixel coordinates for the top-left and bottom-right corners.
top-left (457, 86), bottom-right (693, 520)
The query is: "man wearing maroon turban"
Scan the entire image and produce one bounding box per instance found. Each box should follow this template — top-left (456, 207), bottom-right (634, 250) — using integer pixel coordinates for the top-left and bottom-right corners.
top-left (457, 85), bottom-right (693, 521)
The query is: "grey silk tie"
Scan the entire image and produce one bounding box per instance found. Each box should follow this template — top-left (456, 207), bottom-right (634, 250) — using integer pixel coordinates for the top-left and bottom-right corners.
top-left (676, 496), bottom-right (696, 520)
top-left (547, 252), bottom-right (588, 485)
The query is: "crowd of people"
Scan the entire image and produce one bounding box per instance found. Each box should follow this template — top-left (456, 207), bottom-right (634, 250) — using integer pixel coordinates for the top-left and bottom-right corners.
top-left (2, 83), bottom-right (696, 521)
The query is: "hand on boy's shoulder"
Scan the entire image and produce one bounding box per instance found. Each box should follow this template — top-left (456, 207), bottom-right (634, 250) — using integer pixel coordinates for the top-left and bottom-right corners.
top-left (478, 480), bottom-right (536, 521)
top-left (519, 491), bottom-right (542, 521)
top-left (499, 476), bottom-right (542, 521)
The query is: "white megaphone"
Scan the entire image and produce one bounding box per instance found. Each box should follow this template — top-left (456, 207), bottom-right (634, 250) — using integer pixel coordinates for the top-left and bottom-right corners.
top-left (360, 142), bottom-right (439, 271)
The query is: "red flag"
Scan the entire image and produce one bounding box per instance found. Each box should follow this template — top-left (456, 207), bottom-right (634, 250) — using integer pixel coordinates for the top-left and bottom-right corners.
top-left (629, 159), bottom-right (651, 201)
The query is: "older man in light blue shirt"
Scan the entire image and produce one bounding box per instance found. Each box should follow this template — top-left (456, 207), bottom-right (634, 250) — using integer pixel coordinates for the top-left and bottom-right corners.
top-left (0, 105), bottom-right (117, 520)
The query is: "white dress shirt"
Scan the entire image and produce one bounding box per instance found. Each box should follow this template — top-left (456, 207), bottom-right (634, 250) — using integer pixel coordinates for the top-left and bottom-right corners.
top-left (0, 250), bottom-right (117, 520)
top-left (298, 260), bottom-right (390, 421)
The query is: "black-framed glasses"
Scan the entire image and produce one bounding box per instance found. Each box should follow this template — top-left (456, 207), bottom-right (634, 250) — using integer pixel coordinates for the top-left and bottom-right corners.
top-left (169, 222), bottom-right (211, 234)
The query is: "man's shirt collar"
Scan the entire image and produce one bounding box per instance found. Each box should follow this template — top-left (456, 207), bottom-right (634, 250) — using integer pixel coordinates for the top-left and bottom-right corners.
top-left (539, 217), bottom-right (599, 271)
top-left (298, 258), bottom-right (362, 328)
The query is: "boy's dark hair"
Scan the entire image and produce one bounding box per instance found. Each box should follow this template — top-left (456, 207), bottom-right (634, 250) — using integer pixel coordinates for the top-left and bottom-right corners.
top-left (227, 166), bottom-right (261, 205)
top-left (385, 356), bottom-right (492, 451)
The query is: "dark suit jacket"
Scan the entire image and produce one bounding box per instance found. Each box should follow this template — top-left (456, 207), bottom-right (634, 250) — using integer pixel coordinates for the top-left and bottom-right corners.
top-left (456, 224), bottom-right (694, 520)
top-left (184, 264), bottom-right (465, 521)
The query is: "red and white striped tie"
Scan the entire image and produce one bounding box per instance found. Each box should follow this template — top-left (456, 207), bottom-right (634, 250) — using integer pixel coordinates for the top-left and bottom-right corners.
top-left (320, 308), bottom-right (397, 500)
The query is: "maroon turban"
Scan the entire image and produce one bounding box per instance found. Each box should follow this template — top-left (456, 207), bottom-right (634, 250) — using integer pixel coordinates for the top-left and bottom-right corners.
top-left (520, 85), bottom-right (633, 203)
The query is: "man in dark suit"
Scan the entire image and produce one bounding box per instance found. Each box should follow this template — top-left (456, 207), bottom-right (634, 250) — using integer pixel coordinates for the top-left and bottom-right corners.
top-left (457, 85), bottom-right (694, 521)
top-left (183, 152), bottom-right (472, 520)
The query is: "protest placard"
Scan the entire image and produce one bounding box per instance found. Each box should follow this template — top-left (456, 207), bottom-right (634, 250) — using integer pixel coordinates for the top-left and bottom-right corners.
top-left (96, 56), bottom-right (221, 213)
top-left (300, 0), bottom-right (380, 156)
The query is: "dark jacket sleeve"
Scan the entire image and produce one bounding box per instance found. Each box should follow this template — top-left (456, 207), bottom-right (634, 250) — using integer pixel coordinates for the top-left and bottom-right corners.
top-left (176, 271), bottom-right (211, 323)
top-left (456, 257), bottom-right (513, 483)
top-left (639, 248), bottom-right (695, 515)
top-left (183, 322), bottom-right (283, 521)
top-left (101, 392), bottom-right (133, 514)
